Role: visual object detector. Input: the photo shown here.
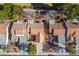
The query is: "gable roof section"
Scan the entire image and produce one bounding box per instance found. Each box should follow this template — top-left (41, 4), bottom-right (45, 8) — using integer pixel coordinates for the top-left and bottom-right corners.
top-left (49, 23), bottom-right (65, 35)
top-left (11, 23), bottom-right (27, 35)
top-left (28, 23), bottom-right (44, 35)
top-left (0, 23), bottom-right (6, 35)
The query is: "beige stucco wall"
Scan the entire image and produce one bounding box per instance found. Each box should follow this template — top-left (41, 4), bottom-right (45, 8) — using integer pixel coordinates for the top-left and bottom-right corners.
top-left (27, 25), bottom-right (45, 43)
top-left (39, 32), bottom-right (44, 43)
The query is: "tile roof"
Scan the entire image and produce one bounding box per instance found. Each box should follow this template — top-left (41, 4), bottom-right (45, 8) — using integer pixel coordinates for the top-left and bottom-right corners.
top-left (66, 23), bottom-right (79, 29)
top-left (29, 23), bottom-right (44, 29)
top-left (66, 23), bottom-right (79, 36)
top-left (11, 23), bottom-right (27, 35)
top-left (49, 23), bottom-right (65, 35)
top-left (50, 22), bottom-right (79, 36)
top-left (0, 23), bottom-right (6, 35)
top-left (11, 23), bottom-right (44, 35)
top-left (28, 23), bottom-right (44, 35)
top-left (21, 11), bottom-right (34, 19)
top-left (35, 14), bottom-right (47, 22)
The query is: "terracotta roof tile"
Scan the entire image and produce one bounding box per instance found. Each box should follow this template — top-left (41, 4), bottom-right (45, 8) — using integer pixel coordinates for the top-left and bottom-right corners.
top-left (50, 22), bottom-right (79, 36)
top-left (28, 23), bottom-right (44, 35)
top-left (66, 23), bottom-right (79, 29)
top-left (35, 14), bottom-right (46, 22)
top-left (49, 23), bottom-right (65, 35)
top-left (66, 23), bottom-right (79, 36)
top-left (0, 23), bottom-right (6, 35)
top-left (11, 23), bottom-right (27, 35)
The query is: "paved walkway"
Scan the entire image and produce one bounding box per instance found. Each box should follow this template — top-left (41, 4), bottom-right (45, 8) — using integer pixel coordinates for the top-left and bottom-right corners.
top-left (36, 43), bottom-right (43, 55)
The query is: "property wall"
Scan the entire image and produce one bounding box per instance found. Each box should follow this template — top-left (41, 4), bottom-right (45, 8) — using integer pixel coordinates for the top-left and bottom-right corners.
top-left (40, 32), bottom-right (44, 43)
top-left (76, 37), bottom-right (79, 54)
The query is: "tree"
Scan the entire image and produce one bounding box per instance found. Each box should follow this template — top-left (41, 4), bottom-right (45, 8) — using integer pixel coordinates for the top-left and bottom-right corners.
top-left (71, 7), bottom-right (79, 19)
top-left (3, 3), bottom-right (13, 20)
top-left (13, 4), bottom-right (22, 14)
top-left (68, 44), bottom-right (76, 55)
top-left (0, 3), bottom-right (23, 21)
top-left (63, 4), bottom-right (79, 20)
top-left (27, 43), bottom-right (37, 55)
top-left (0, 11), bottom-right (5, 21)
top-left (12, 4), bottom-right (23, 20)
top-left (52, 3), bottom-right (64, 10)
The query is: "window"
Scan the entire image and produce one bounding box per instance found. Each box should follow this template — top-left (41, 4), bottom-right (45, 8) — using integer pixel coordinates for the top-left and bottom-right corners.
top-left (31, 35), bottom-right (40, 42)
top-left (50, 35), bottom-right (59, 46)
top-left (31, 35), bottom-right (36, 42)
top-left (35, 21), bottom-right (40, 23)
top-left (53, 35), bottom-right (58, 43)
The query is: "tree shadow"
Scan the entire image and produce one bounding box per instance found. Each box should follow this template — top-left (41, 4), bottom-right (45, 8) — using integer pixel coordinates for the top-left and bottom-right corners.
top-left (31, 3), bottom-right (52, 10)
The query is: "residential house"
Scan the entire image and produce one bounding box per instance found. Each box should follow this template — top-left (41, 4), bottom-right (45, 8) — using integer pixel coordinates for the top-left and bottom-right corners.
top-left (11, 22), bottom-right (28, 44)
top-left (49, 22), bottom-right (79, 55)
top-left (49, 23), bottom-right (66, 55)
top-left (65, 23), bottom-right (79, 55)
top-left (27, 23), bottom-right (45, 43)
top-left (27, 23), bottom-right (45, 55)
top-left (21, 9), bottom-right (36, 20)
top-left (0, 23), bottom-right (7, 45)
top-left (35, 11), bottom-right (49, 24)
